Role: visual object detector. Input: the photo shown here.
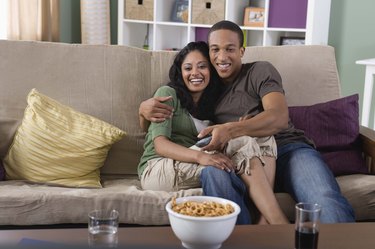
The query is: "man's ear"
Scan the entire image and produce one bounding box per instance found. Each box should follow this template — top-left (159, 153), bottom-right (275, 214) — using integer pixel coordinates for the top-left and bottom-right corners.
top-left (240, 47), bottom-right (245, 57)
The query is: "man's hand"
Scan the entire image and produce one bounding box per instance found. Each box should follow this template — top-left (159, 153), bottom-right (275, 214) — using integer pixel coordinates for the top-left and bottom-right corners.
top-left (139, 96), bottom-right (173, 131)
top-left (198, 124), bottom-right (232, 151)
top-left (239, 114), bottom-right (253, 122)
top-left (139, 96), bottom-right (174, 122)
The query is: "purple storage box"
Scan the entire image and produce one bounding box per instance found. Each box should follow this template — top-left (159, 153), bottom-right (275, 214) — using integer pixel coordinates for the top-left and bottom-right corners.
top-left (268, 0), bottom-right (308, 29)
top-left (195, 27), bottom-right (209, 42)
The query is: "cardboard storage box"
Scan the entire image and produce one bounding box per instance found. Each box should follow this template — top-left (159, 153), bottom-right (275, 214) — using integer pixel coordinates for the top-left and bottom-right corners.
top-left (125, 0), bottom-right (154, 21)
top-left (192, 0), bottom-right (226, 25)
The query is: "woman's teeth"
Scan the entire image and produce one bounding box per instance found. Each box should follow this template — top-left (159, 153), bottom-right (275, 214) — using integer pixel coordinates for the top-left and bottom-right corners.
top-left (190, 79), bottom-right (203, 85)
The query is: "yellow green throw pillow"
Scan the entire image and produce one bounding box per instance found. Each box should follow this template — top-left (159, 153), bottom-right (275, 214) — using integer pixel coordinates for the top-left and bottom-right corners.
top-left (4, 89), bottom-right (126, 188)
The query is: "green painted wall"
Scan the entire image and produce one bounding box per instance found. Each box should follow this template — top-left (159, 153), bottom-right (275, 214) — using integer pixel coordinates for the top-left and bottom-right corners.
top-left (110, 0), bottom-right (118, 44)
top-left (60, 0), bottom-right (81, 43)
top-left (329, 0), bottom-right (375, 126)
top-left (59, 0), bottom-right (117, 44)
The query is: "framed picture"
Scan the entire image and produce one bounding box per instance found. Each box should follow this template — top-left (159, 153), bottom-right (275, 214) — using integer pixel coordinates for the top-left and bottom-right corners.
top-left (243, 7), bottom-right (265, 27)
top-left (279, 36), bottom-right (305, 46)
top-left (171, 0), bottom-right (189, 23)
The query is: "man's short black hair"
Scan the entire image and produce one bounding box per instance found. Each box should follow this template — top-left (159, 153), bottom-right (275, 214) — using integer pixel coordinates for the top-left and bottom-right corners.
top-left (208, 20), bottom-right (244, 48)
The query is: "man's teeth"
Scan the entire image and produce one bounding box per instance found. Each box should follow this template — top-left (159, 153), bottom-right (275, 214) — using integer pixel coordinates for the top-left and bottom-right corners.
top-left (218, 63), bottom-right (230, 69)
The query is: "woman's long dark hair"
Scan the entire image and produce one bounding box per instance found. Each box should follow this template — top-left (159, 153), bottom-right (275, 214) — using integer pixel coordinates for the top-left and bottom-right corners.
top-left (167, 41), bottom-right (223, 121)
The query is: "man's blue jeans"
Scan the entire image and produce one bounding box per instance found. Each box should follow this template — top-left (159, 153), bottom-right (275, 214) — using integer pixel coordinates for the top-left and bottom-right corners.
top-left (200, 167), bottom-right (251, 224)
top-left (275, 142), bottom-right (355, 223)
top-left (200, 142), bottom-right (355, 224)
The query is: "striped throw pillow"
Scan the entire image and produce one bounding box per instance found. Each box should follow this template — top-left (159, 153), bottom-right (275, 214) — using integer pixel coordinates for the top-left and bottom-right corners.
top-left (4, 89), bottom-right (126, 188)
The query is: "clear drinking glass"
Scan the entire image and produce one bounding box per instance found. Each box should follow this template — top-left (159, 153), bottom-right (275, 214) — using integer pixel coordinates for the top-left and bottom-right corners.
top-left (88, 209), bottom-right (119, 247)
top-left (295, 203), bottom-right (321, 249)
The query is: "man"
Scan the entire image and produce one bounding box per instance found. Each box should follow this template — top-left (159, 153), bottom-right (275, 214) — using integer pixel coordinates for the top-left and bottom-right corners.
top-left (139, 20), bottom-right (355, 224)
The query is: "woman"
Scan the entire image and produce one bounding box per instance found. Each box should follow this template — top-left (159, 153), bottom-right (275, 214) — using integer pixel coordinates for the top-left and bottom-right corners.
top-left (138, 41), bottom-right (230, 190)
top-left (137, 41), bottom-right (288, 224)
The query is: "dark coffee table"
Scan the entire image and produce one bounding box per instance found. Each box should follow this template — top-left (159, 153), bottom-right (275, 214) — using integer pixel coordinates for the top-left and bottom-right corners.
top-left (0, 223), bottom-right (374, 248)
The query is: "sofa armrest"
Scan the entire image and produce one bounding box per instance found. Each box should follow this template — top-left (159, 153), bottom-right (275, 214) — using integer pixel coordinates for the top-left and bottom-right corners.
top-left (359, 125), bottom-right (375, 174)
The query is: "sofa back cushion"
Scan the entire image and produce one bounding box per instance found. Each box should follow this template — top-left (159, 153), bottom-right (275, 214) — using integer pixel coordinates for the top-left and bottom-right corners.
top-left (150, 45), bottom-right (342, 106)
top-left (0, 41), bottom-right (151, 176)
top-left (0, 41), bottom-right (342, 177)
top-left (242, 45), bottom-right (341, 106)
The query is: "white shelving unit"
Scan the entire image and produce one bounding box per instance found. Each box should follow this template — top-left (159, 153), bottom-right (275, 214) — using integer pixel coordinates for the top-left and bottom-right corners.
top-left (118, 0), bottom-right (331, 51)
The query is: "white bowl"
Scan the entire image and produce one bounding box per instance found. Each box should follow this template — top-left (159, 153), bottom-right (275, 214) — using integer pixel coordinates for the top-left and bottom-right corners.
top-left (165, 196), bottom-right (240, 249)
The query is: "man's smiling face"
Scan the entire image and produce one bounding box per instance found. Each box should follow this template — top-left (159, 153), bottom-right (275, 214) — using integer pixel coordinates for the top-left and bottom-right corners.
top-left (208, 29), bottom-right (245, 85)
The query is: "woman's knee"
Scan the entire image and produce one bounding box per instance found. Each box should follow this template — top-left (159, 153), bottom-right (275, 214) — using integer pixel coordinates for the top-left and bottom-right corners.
top-left (140, 160), bottom-right (177, 191)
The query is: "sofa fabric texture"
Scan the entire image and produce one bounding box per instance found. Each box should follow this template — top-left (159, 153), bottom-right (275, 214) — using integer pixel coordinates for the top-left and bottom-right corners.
top-left (0, 160), bottom-right (4, 181)
top-left (0, 40), bottom-right (374, 225)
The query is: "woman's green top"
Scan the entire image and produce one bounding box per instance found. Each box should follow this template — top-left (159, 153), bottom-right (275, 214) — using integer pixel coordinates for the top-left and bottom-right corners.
top-left (137, 86), bottom-right (199, 177)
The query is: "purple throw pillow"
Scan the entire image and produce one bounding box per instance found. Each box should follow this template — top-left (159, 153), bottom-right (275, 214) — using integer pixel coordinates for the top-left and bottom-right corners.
top-left (288, 94), bottom-right (367, 176)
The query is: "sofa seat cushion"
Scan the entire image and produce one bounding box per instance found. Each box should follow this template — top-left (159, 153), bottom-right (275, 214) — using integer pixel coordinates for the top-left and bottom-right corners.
top-left (275, 174), bottom-right (375, 222)
top-left (336, 174), bottom-right (375, 221)
top-left (276, 174), bottom-right (375, 222)
top-left (0, 178), bottom-right (202, 226)
top-left (0, 174), bottom-right (373, 226)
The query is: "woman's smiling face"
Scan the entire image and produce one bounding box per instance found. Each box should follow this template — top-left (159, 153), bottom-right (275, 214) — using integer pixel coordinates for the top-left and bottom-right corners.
top-left (181, 50), bottom-right (211, 103)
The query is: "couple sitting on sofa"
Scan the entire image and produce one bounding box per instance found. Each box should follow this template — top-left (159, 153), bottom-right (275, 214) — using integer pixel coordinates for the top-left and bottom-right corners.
top-left (137, 20), bottom-right (355, 225)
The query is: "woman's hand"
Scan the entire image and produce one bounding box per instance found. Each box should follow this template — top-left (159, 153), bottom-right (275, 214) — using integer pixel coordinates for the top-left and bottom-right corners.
top-left (197, 152), bottom-right (235, 172)
top-left (154, 136), bottom-right (234, 173)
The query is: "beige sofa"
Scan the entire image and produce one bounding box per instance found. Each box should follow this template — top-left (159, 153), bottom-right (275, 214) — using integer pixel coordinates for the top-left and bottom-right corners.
top-left (0, 40), bottom-right (374, 226)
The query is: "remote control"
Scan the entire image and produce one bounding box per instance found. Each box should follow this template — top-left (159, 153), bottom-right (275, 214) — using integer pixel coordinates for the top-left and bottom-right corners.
top-left (195, 136), bottom-right (212, 148)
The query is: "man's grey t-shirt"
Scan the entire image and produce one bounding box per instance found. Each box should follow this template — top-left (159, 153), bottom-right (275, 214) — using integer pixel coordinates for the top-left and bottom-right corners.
top-left (214, 61), bottom-right (313, 148)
